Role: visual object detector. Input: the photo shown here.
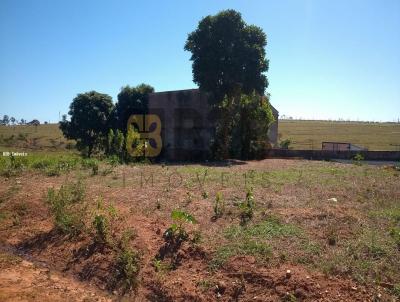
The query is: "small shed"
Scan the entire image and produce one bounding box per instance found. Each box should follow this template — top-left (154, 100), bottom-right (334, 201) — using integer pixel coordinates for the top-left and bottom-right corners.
top-left (322, 142), bottom-right (367, 151)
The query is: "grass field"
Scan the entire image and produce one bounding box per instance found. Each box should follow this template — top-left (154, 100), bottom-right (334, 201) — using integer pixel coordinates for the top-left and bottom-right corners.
top-left (1, 121), bottom-right (399, 153)
top-left (279, 120), bottom-right (400, 151)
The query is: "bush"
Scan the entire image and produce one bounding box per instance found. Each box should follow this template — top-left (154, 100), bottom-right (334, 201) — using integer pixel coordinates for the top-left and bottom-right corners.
top-left (45, 179), bottom-right (86, 235)
top-left (115, 247), bottom-right (141, 292)
top-left (353, 153), bottom-right (364, 165)
top-left (81, 158), bottom-right (99, 175)
top-left (280, 139), bottom-right (292, 149)
top-left (163, 209), bottom-right (197, 244)
top-left (93, 214), bottom-right (109, 244)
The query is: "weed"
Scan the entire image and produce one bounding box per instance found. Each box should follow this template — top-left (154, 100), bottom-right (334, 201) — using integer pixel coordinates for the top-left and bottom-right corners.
top-left (91, 199), bottom-right (121, 246)
top-left (153, 258), bottom-right (172, 274)
top-left (326, 224), bottom-right (338, 246)
top-left (196, 279), bottom-right (215, 292)
top-left (393, 284), bottom-right (400, 298)
top-left (114, 247), bottom-right (141, 293)
top-left (163, 209), bottom-right (197, 243)
top-left (191, 230), bottom-right (202, 245)
top-left (0, 155), bottom-right (26, 177)
top-left (353, 153), bottom-right (364, 165)
top-left (213, 192), bottom-right (225, 219)
top-left (210, 239), bottom-right (272, 270)
top-left (93, 214), bottom-right (109, 244)
top-left (120, 228), bottom-right (137, 249)
top-left (239, 187), bottom-right (255, 225)
top-left (283, 292), bottom-right (298, 302)
top-left (211, 216), bottom-right (303, 270)
top-left (185, 191), bottom-right (193, 205)
top-left (45, 179), bottom-right (86, 235)
top-left (201, 191), bottom-right (209, 199)
top-left (81, 158), bottom-right (99, 175)
top-left (389, 227), bottom-right (400, 249)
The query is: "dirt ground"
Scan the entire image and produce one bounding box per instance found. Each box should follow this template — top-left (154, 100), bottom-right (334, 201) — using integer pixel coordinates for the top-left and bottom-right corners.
top-left (0, 159), bottom-right (399, 301)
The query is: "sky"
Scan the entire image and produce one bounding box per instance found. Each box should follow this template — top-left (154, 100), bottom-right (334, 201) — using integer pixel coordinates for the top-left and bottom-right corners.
top-left (0, 0), bottom-right (399, 123)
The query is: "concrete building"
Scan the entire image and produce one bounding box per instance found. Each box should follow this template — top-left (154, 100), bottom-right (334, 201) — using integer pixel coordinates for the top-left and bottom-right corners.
top-left (147, 88), bottom-right (279, 160)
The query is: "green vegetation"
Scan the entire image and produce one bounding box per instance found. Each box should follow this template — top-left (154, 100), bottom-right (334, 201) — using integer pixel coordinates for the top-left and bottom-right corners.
top-left (0, 153), bottom-right (114, 178)
top-left (163, 209), bottom-right (197, 243)
top-left (59, 91), bottom-right (114, 157)
top-left (239, 188), bottom-right (255, 225)
top-left (114, 247), bottom-right (141, 292)
top-left (185, 10), bottom-right (273, 159)
top-left (224, 216), bottom-right (301, 240)
top-left (45, 179), bottom-right (86, 235)
top-left (213, 192), bottom-right (225, 218)
top-left (211, 216), bottom-right (302, 269)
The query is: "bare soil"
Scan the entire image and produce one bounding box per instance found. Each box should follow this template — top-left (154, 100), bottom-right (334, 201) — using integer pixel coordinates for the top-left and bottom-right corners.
top-left (0, 159), bottom-right (399, 301)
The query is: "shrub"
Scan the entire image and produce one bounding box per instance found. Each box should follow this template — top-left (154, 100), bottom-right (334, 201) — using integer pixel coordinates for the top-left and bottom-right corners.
top-left (0, 155), bottom-right (26, 177)
top-left (213, 192), bottom-right (225, 218)
top-left (353, 153), bottom-right (364, 165)
top-left (163, 209), bottom-right (197, 244)
top-left (115, 247), bottom-right (141, 292)
top-left (93, 214), bottom-right (109, 244)
top-left (239, 187), bottom-right (255, 225)
top-left (280, 139), bottom-right (292, 149)
top-left (45, 179), bottom-right (86, 235)
top-left (81, 158), bottom-right (99, 175)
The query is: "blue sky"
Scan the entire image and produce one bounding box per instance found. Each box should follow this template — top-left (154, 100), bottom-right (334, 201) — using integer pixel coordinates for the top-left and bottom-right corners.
top-left (0, 0), bottom-right (399, 122)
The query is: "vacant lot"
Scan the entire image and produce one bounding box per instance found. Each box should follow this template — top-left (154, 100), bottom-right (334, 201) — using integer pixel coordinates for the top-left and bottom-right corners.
top-left (279, 120), bottom-right (400, 151)
top-left (0, 155), bottom-right (399, 301)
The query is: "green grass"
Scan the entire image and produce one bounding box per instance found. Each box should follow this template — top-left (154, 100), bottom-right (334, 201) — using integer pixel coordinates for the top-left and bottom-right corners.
top-left (279, 120), bottom-right (400, 151)
top-left (210, 217), bottom-right (302, 269)
top-left (224, 216), bottom-right (302, 240)
top-left (0, 153), bottom-right (103, 177)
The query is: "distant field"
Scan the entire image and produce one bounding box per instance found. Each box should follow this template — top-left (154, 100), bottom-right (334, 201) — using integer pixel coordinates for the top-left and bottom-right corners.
top-left (279, 120), bottom-right (400, 151)
top-left (1, 121), bottom-right (400, 152)
top-left (0, 124), bottom-right (72, 152)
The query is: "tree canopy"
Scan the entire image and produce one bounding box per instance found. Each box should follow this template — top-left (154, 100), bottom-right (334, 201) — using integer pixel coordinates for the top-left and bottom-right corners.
top-left (60, 91), bottom-right (114, 157)
top-left (114, 84), bottom-right (154, 131)
top-left (184, 9), bottom-right (269, 103)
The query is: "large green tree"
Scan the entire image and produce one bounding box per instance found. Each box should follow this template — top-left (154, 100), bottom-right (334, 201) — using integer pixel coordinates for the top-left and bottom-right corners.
top-left (185, 9), bottom-right (272, 159)
top-left (184, 9), bottom-right (268, 103)
top-left (114, 83), bottom-right (154, 131)
top-left (60, 91), bottom-right (114, 157)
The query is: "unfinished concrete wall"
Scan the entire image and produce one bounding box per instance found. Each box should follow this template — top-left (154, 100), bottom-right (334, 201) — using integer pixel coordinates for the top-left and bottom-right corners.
top-left (148, 89), bottom-right (214, 160)
top-left (148, 88), bottom-right (279, 160)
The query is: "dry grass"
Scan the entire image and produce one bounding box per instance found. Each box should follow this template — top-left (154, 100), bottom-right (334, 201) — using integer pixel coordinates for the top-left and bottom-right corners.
top-left (0, 124), bottom-right (73, 151)
top-left (1, 157), bottom-right (399, 300)
top-left (279, 119), bottom-right (400, 150)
